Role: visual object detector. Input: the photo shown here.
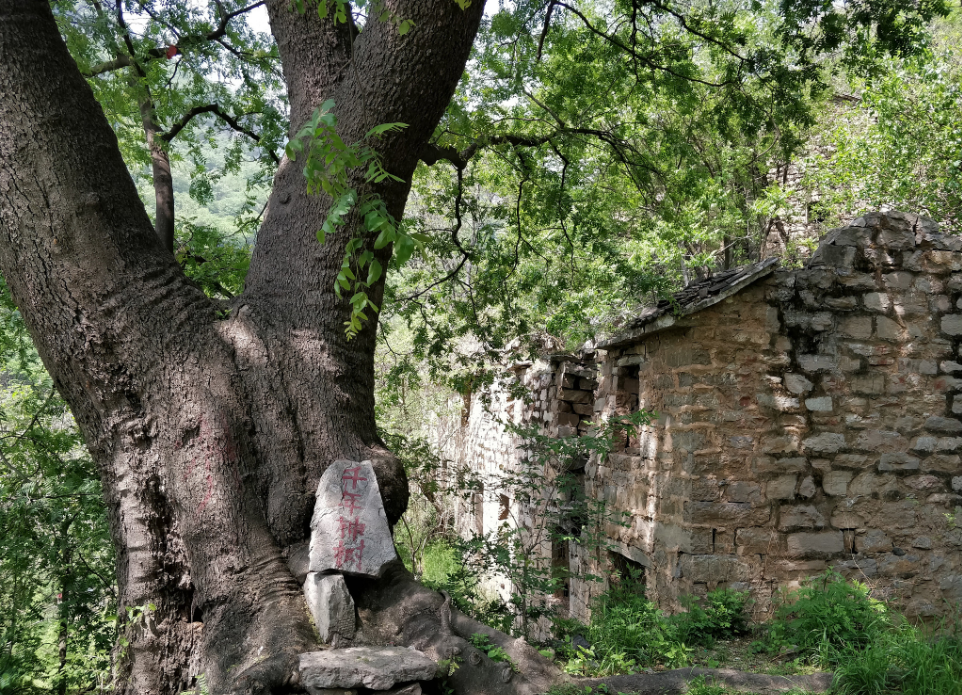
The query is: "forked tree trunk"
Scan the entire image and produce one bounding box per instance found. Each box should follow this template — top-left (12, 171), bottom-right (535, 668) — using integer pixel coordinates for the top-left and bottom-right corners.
top-left (0, 1), bottom-right (559, 694)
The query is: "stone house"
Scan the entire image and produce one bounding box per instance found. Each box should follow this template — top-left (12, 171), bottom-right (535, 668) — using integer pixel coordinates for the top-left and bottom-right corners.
top-left (433, 211), bottom-right (962, 624)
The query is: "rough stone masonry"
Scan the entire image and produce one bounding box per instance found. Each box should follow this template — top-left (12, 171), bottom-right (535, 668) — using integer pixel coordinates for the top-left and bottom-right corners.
top-left (434, 211), bottom-right (962, 623)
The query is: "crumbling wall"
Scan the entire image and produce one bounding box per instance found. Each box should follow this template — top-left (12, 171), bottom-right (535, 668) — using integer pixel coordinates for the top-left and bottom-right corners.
top-left (431, 211), bottom-right (962, 623)
top-left (431, 356), bottom-right (599, 625)
top-left (592, 211), bottom-right (962, 619)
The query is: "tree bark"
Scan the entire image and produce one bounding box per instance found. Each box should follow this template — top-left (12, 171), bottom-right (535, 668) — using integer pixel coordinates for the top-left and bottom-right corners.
top-left (0, 1), bottom-right (509, 694)
top-left (138, 95), bottom-right (176, 252)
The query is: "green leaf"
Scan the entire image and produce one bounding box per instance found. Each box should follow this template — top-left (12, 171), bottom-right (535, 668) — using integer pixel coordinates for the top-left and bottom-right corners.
top-left (316, 229), bottom-right (327, 244)
top-left (393, 234), bottom-right (416, 267)
top-left (367, 259), bottom-right (382, 284)
top-left (365, 210), bottom-right (387, 231)
top-left (373, 228), bottom-right (395, 249)
top-left (366, 122), bottom-right (409, 137)
top-left (328, 131), bottom-right (347, 151)
top-left (398, 19), bottom-right (413, 35)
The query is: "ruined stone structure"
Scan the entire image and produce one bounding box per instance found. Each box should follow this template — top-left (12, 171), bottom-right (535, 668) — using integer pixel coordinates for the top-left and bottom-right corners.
top-left (433, 211), bottom-right (962, 623)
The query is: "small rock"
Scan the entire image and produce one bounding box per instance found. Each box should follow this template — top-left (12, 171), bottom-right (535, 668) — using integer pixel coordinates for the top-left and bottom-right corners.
top-left (857, 529), bottom-right (891, 554)
top-left (798, 476), bottom-right (817, 498)
top-left (802, 432), bottom-right (846, 454)
top-left (942, 315), bottom-right (962, 336)
top-left (784, 373), bottom-right (813, 395)
top-left (823, 470), bottom-right (853, 496)
top-left (925, 416), bottom-right (962, 434)
top-left (572, 634), bottom-right (591, 652)
top-left (304, 573), bottom-right (355, 643)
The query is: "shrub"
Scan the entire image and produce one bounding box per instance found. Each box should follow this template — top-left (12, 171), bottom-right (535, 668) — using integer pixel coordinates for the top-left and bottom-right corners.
top-left (570, 571), bottom-right (689, 674)
top-left (673, 588), bottom-right (751, 646)
top-left (832, 640), bottom-right (896, 695)
top-left (421, 546), bottom-right (514, 635)
top-left (766, 570), bottom-right (888, 658)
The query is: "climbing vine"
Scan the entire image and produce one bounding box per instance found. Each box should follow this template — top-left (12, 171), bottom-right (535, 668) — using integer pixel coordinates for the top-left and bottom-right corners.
top-left (286, 99), bottom-right (429, 338)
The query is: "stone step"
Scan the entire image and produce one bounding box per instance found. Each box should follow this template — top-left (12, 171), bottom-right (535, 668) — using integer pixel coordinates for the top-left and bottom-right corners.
top-left (299, 646), bottom-right (437, 692)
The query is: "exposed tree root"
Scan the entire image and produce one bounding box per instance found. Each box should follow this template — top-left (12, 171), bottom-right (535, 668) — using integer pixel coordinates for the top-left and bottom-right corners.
top-left (315, 563), bottom-right (835, 695)
top-left (348, 561), bottom-right (560, 695)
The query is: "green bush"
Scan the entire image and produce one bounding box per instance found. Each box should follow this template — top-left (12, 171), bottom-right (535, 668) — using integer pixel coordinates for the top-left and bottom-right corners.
top-left (766, 570), bottom-right (888, 658)
top-left (565, 571), bottom-right (688, 675)
top-left (763, 571), bottom-right (962, 695)
top-left (831, 640), bottom-right (896, 695)
top-left (421, 546), bottom-right (514, 635)
top-left (832, 620), bottom-right (962, 695)
top-left (673, 588), bottom-right (750, 646)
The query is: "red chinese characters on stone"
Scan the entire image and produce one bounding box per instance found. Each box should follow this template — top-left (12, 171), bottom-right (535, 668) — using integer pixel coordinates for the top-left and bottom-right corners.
top-left (340, 491), bottom-right (363, 516)
top-left (339, 516), bottom-right (365, 543)
top-left (341, 466), bottom-right (368, 489)
top-left (333, 466), bottom-right (368, 571)
top-left (333, 537), bottom-right (365, 571)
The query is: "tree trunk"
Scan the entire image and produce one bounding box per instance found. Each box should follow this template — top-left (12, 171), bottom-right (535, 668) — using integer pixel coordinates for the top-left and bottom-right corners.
top-left (138, 95), bottom-right (176, 252)
top-left (0, 2), bottom-right (557, 694)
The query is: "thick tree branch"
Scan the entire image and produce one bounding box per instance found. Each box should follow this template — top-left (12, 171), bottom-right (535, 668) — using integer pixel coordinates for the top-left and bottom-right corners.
top-left (159, 103), bottom-right (280, 163)
top-left (419, 133), bottom-right (552, 169)
top-left (83, 1), bottom-right (265, 78)
top-left (265, 0), bottom-right (357, 131)
top-left (535, 0), bottom-right (556, 63)
top-left (83, 53), bottom-right (135, 77)
top-left (400, 167), bottom-right (470, 302)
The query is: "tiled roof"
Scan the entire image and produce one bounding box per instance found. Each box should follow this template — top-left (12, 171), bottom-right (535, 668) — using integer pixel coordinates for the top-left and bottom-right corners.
top-left (596, 256), bottom-right (779, 348)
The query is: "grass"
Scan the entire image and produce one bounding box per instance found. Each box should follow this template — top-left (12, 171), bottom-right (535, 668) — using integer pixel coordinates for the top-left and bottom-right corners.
top-left (543, 677), bottom-right (818, 695)
top-left (545, 571), bottom-right (962, 695)
top-left (829, 621), bottom-right (962, 695)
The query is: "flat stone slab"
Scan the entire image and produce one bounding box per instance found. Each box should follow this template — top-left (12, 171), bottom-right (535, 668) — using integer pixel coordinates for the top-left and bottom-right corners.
top-left (310, 460), bottom-right (397, 577)
top-left (304, 572), bottom-right (355, 643)
top-left (299, 647), bottom-right (437, 691)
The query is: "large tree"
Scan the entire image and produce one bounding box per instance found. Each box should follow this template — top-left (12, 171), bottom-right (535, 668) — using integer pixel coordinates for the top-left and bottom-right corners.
top-left (0, 1), bottom-right (949, 693)
top-left (0, 0), bottom-right (492, 692)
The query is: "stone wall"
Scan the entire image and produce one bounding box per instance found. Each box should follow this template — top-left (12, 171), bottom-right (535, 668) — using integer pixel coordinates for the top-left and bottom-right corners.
top-left (431, 356), bottom-right (599, 624)
top-left (432, 211), bottom-right (962, 623)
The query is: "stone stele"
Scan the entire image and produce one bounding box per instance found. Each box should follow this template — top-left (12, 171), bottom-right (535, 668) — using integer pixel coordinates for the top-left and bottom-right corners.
top-left (299, 647), bottom-right (437, 691)
top-left (303, 572), bottom-right (355, 643)
top-left (309, 459), bottom-right (397, 577)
